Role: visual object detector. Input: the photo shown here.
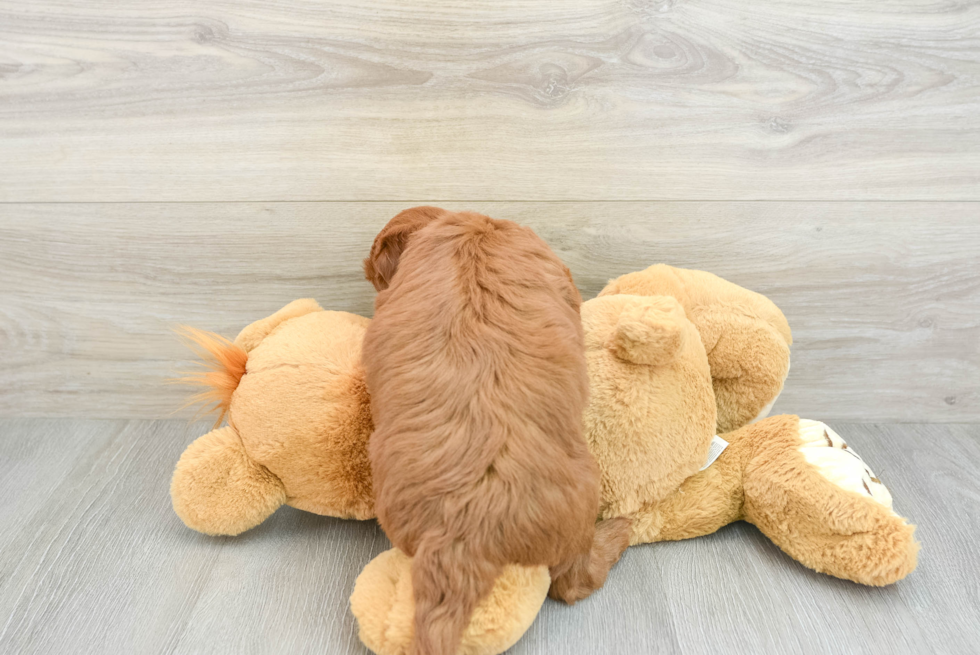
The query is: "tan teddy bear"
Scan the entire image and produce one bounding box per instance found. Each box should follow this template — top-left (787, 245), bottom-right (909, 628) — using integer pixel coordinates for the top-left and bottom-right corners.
top-left (170, 266), bottom-right (917, 655)
top-left (171, 299), bottom-right (375, 535)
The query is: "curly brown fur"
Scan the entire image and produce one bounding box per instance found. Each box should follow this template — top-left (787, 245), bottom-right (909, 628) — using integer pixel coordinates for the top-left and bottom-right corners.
top-left (362, 207), bottom-right (629, 655)
top-left (547, 516), bottom-right (632, 603)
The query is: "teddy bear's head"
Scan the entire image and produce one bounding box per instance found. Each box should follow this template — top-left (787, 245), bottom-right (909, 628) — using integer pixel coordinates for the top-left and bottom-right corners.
top-left (580, 293), bottom-right (717, 523)
top-left (172, 306), bottom-right (375, 536)
top-left (599, 264), bottom-right (792, 434)
top-left (230, 310), bottom-right (375, 519)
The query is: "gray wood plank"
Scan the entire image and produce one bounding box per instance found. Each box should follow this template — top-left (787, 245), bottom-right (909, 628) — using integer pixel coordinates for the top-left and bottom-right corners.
top-left (1, 1), bottom-right (978, 201)
top-left (1, 202), bottom-right (978, 421)
top-left (0, 419), bottom-right (389, 655)
top-left (0, 418), bottom-right (128, 567)
top-left (0, 419), bottom-right (977, 654)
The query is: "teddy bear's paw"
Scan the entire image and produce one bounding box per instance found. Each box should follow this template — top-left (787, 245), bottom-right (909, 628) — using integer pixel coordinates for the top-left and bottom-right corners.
top-left (769, 419), bottom-right (921, 585)
top-left (743, 417), bottom-right (919, 585)
top-left (171, 426), bottom-right (287, 536)
top-left (350, 549), bottom-right (550, 655)
top-left (797, 419), bottom-right (895, 513)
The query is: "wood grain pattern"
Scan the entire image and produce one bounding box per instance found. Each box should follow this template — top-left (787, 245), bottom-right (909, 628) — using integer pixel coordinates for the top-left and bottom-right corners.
top-left (1, 0), bottom-right (978, 201)
top-left (1, 202), bottom-right (977, 421)
top-left (1, 419), bottom-right (977, 654)
top-left (0, 418), bottom-right (389, 655)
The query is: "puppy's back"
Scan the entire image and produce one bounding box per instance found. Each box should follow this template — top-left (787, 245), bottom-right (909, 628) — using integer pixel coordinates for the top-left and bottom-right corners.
top-left (362, 210), bottom-right (598, 655)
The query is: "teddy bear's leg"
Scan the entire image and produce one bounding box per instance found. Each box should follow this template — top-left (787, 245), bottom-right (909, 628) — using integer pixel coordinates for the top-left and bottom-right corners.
top-left (171, 425), bottom-right (287, 536)
top-left (693, 311), bottom-right (791, 434)
top-left (350, 549), bottom-right (550, 655)
top-left (627, 423), bottom-right (760, 545)
top-left (740, 416), bottom-right (918, 586)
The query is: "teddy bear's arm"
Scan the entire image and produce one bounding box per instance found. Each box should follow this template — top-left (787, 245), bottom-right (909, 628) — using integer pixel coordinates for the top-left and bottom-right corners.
top-left (629, 415), bottom-right (918, 586)
top-left (171, 425), bottom-right (287, 536)
top-left (234, 298), bottom-right (323, 352)
top-left (741, 417), bottom-right (918, 586)
top-left (691, 309), bottom-right (791, 434)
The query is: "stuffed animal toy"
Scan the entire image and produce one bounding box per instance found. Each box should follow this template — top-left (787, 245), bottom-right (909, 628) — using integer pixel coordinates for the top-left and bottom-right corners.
top-left (171, 299), bottom-right (375, 535)
top-left (170, 266), bottom-right (918, 655)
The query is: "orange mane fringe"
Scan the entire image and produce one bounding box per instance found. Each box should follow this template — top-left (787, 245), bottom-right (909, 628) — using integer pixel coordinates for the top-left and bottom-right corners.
top-left (171, 326), bottom-right (248, 428)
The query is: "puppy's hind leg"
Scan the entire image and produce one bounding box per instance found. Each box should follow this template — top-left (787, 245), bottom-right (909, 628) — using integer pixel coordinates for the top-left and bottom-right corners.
top-left (548, 517), bottom-right (632, 604)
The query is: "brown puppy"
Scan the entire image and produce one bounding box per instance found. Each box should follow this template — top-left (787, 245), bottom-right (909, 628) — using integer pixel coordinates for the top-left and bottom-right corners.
top-left (363, 207), bottom-right (631, 655)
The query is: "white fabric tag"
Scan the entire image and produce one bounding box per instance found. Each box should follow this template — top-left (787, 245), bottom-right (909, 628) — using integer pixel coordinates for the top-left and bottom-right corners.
top-left (700, 435), bottom-right (729, 471)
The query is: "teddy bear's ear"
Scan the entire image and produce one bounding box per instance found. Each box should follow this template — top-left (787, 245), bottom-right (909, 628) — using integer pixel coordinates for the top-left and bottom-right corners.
top-left (607, 296), bottom-right (688, 366)
top-left (364, 206), bottom-right (448, 291)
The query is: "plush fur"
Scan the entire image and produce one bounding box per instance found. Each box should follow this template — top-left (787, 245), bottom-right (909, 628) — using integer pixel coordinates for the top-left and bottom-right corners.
top-left (350, 549), bottom-right (550, 655)
top-left (173, 326), bottom-right (248, 427)
top-left (640, 415), bottom-right (919, 585)
top-left (171, 300), bottom-right (375, 536)
top-left (171, 424), bottom-right (286, 535)
top-left (581, 294), bottom-right (717, 522)
top-left (361, 207), bottom-right (628, 655)
top-left (600, 264), bottom-right (793, 434)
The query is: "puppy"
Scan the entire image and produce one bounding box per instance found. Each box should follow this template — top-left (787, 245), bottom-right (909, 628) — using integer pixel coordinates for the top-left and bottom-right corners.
top-left (362, 207), bottom-right (631, 655)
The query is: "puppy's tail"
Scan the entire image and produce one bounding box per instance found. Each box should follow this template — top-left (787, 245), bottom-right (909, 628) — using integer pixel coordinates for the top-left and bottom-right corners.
top-left (410, 536), bottom-right (501, 655)
top-left (172, 326), bottom-right (248, 428)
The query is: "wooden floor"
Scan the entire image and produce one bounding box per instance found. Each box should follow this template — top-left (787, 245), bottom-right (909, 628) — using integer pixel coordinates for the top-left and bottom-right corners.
top-left (0, 418), bottom-right (977, 655)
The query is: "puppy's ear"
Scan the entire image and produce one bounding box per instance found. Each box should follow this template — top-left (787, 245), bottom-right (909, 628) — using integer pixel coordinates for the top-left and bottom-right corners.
top-left (363, 206), bottom-right (448, 291)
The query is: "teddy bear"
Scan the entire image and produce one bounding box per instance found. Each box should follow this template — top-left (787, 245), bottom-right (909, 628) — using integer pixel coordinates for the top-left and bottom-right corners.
top-left (170, 265), bottom-right (918, 655)
top-left (170, 299), bottom-right (376, 535)
top-left (581, 269), bottom-right (914, 571)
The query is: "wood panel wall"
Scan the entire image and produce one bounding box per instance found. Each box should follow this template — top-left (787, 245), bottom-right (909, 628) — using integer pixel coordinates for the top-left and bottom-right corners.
top-left (1, 202), bottom-right (977, 420)
top-left (1, 0), bottom-right (978, 420)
